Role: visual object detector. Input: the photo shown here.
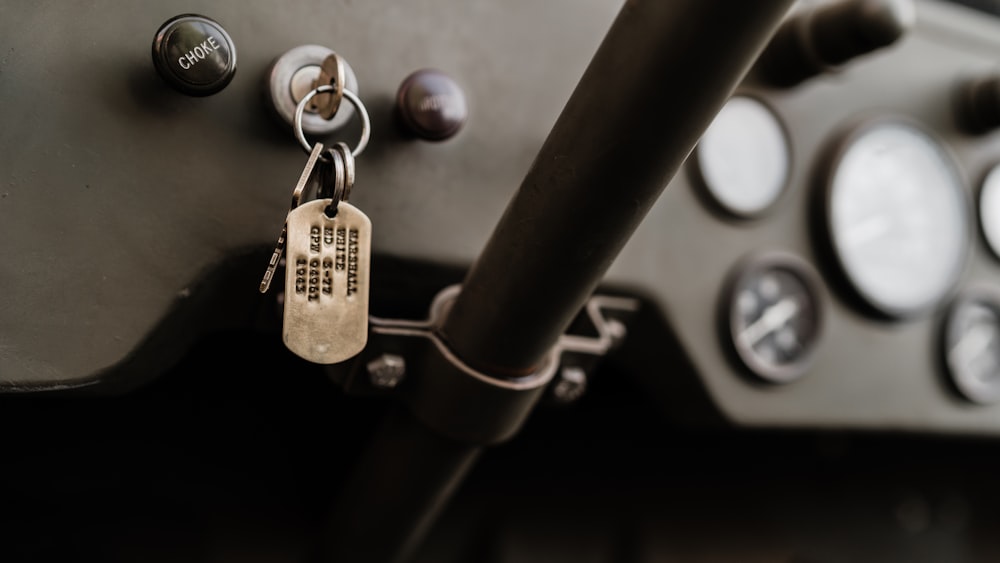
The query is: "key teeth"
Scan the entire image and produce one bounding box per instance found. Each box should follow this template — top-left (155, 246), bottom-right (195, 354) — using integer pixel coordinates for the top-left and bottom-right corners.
top-left (260, 272), bottom-right (273, 294)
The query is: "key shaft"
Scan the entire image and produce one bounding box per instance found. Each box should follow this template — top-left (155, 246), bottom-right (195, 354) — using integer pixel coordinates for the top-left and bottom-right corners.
top-left (259, 142), bottom-right (326, 293)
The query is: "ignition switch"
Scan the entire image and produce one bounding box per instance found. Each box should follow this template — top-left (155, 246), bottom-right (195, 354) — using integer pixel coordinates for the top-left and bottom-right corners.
top-left (265, 45), bottom-right (360, 136)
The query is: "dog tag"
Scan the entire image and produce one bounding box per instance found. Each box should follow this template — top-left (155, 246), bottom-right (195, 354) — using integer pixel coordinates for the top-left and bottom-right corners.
top-left (282, 198), bottom-right (372, 364)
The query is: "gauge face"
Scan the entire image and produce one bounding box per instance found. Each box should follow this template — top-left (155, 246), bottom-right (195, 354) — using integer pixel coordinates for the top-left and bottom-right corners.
top-left (826, 121), bottom-right (969, 317)
top-left (694, 96), bottom-right (790, 218)
top-left (980, 164), bottom-right (1000, 260)
top-left (726, 253), bottom-right (823, 383)
top-left (944, 290), bottom-right (1000, 404)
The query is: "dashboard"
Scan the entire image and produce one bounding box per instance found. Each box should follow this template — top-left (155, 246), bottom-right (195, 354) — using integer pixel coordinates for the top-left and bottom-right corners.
top-left (4, 0), bottom-right (1000, 433)
top-left (5, 1), bottom-right (1000, 561)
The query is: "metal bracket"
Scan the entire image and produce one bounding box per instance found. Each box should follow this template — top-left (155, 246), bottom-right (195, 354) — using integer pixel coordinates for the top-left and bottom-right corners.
top-left (326, 285), bottom-right (639, 444)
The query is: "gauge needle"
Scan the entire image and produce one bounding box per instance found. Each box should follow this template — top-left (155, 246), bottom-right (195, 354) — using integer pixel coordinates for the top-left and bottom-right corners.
top-left (949, 324), bottom-right (997, 367)
top-left (740, 297), bottom-right (800, 346)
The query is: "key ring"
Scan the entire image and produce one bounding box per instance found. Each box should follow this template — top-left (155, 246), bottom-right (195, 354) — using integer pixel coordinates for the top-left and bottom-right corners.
top-left (295, 85), bottom-right (371, 159)
top-left (320, 144), bottom-right (347, 217)
top-left (333, 142), bottom-right (355, 201)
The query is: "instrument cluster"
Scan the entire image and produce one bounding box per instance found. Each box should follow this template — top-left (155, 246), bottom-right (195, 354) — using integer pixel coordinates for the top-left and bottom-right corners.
top-left (698, 95), bottom-right (1000, 402)
top-left (3, 0), bottom-right (999, 439)
top-left (627, 0), bottom-right (1000, 433)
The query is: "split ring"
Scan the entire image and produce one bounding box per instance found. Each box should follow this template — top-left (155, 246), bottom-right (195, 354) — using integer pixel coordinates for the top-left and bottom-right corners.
top-left (294, 85), bottom-right (371, 158)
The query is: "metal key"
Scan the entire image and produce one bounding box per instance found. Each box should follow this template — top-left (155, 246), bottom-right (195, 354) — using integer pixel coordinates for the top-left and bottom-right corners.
top-left (283, 147), bottom-right (372, 364)
top-left (310, 53), bottom-right (346, 120)
top-left (258, 141), bottom-right (325, 293)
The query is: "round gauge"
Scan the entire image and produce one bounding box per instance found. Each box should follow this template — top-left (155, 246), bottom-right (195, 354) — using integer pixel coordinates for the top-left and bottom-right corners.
top-left (943, 289), bottom-right (1000, 404)
top-left (825, 120), bottom-right (969, 318)
top-left (980, 164), bottom-right (1000, 260)
top-left (694, 95), bottom-right (791, 218)
top-left (725, 253), bottom-right (823, 383)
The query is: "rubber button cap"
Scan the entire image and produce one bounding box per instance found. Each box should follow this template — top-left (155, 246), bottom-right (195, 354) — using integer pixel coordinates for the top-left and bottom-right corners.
top-left (152, 14), bottom-right (237, 96)
top-left (396, 69), bottom-right (468, 141)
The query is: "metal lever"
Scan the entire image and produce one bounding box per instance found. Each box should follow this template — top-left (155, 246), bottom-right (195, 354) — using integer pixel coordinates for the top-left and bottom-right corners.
top-left (317, 2), bottom-right (796, 562)
top-left (441, 0), bottom-right (797, 377)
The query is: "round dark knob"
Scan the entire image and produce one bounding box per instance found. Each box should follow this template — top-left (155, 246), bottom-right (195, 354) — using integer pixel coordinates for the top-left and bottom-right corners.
top-left (395, 69), bottom-right (468, 141)
top-left (152, 14), bottom-right (237, 96)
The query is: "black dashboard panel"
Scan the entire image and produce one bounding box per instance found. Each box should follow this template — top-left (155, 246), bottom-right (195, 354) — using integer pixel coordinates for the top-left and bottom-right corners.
top-left (618, 0), bottom-right (1000, 435)
top-left (0, 0), bottom-right (620, 388)
top-left (3, 0), bottom-right (1000, 438)
top-left (9, 3), bottom-right (1000, 562)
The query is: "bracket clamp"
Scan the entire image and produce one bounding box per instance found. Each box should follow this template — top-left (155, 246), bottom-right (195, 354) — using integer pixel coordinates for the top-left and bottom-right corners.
top-left (329, 285), bottom-right (639, 445)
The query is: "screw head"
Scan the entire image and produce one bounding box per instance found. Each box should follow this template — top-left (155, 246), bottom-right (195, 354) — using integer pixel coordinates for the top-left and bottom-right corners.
top-left (552, 366), bottom-right (587, 403)
top-left (367, 354), bottom-right (407, 389)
